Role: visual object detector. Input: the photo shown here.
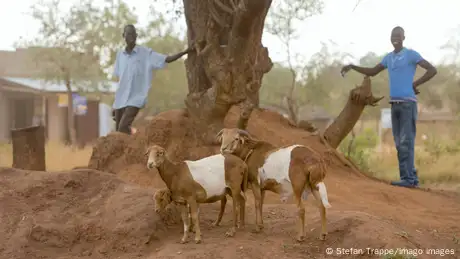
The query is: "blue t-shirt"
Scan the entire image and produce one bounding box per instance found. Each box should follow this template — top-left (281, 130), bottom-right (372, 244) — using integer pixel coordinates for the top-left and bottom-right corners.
top-left (380, 47), bottom-right (423, 102)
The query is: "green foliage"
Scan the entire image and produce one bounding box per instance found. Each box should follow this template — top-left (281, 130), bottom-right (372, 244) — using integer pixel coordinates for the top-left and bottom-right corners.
top-left (141, 12), bottom-right (188, 114)
top-left (355, 128), bottom-right (378, 149)
top-left (423, 136), bottom-right (460, 158)
top-left (338, 128), bottom-right (379, 172)
top-left (260, 63), bottom-right (295, 107)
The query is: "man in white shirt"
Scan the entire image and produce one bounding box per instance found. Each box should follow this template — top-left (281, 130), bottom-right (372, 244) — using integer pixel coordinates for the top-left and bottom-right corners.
top-left (112, 24), bottom-right (192, 134)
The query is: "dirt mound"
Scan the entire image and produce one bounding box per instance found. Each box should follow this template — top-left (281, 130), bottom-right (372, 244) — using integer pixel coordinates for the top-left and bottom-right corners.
top-left (85, 106), bottom-right (459, 258)
top-left (88, 107), bottom-right (350, 179)
top-left (0, 167), bottom-right (181, 259)
top-left (2, 106), bottom-right (459, 259)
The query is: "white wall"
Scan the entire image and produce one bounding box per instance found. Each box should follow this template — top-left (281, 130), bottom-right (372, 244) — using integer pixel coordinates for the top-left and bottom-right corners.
top-left (98, 102), bottom-right (114, 137)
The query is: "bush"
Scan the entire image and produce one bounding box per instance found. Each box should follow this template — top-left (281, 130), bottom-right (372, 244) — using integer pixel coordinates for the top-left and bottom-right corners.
top-left (338, 128), bottom-right (378, 172)
top-left (423, 136), bottom-right (460, 158)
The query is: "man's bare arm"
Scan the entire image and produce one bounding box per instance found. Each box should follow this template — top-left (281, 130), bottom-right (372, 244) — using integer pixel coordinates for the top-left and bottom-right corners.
top-left (165, 46), bottom-right (194, 63)
top-left (413, 59), bottom-right (437, 88)
top-left (350, 64), bottom-right (386, 77)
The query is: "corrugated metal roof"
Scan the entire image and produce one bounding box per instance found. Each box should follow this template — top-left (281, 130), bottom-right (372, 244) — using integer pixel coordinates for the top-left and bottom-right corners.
top-left (0, 77), bottom-right (117, 93)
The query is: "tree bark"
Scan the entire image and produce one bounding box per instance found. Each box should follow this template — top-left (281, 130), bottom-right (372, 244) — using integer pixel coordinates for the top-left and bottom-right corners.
top-left (11, 125), bottom-right (46, 171)
top-left (183, 0), bottom-right (273, 143)
top-left (324, 76), bottom-right (383, 149)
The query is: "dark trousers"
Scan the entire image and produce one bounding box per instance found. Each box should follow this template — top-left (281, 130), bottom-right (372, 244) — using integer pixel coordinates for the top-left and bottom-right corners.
top-left (114, 106), bottom-right (140, 134)
top-left (391, 101), bottom-right (418, 185)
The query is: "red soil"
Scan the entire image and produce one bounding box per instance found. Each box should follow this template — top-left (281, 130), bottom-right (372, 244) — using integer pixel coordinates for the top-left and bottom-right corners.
top-left (1, 106), bottom-right (459, 259)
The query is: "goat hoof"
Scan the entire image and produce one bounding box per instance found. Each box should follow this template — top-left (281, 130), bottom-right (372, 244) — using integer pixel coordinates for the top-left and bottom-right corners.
top-left (254, 224), bottom-right (264, 233)
top-left (319, 233), bottom-right (327, 241)
top-left (211, 221), bottom-right (220, 227)
top-left (237, 223), bottom-right (245, 229)
top-left (296, 235), bottom-right (305, 242)
top-left (180, 239), bottom-right (188, 244)
top-left (225, 227), bottom-right (236, 237)
top-left (195, 238), bottom-right (202, 244)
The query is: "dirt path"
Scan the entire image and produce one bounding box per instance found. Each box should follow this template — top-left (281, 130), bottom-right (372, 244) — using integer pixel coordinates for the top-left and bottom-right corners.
top-left (149, 184), bottom-right (460, 259)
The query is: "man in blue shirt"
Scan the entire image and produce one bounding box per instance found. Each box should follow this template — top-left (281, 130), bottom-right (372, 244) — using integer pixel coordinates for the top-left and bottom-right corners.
top-left (112, 24), bottom-right (192, 134)
top-left (340, 26), bottom-right (437, 188)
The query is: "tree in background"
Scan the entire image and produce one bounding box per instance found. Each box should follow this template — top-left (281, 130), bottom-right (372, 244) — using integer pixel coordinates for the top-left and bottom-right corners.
top-left (265, 0), bottom-right (323, 125)
top-left (17, 0), bottom-right (106, 147)
top-left (440, 28), bottom-right (460, 113)
top-left (141, 12), bottom-right (188, 116)
top-left (302, 42), bottom-right (355, 111)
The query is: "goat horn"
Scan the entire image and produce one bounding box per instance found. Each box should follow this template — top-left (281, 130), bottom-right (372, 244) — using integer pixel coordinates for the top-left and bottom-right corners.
top-left (237, 129), bottom-right (251, 137)
top-left (216, 129), bottom-right (224, 137)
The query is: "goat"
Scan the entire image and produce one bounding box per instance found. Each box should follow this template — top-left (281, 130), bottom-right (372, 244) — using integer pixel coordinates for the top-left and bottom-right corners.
top-left (216, 128), bottom-right (331, 242)
top-left (146, 144), bottom-right (248, 244)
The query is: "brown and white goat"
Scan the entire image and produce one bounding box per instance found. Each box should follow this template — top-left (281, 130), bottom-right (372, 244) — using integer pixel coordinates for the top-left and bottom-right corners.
top-left (216, 128), bottom-right (331, 242)
top-left (146, 144), bottom-right (248, 244)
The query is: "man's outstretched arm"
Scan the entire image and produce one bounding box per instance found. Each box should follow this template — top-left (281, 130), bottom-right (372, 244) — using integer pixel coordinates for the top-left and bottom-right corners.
top-left (351, 64), bottom-right (385, 77)
top-left (165, 46), bottom-right (194, 63)
top-left (341, 63), bottom-right (386, 77)
top-left (341, 53), bottom-right (388, 77)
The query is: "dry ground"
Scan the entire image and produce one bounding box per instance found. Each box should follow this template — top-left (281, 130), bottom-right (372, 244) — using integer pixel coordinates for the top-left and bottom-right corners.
top-left (0, 107), bottom-right (459, 259)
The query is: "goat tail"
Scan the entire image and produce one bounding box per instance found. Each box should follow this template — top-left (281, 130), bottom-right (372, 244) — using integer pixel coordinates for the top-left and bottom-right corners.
top-left (316, 181), bottom-right (331, 208)
top-left (240, 165), bottom-right (248, 201)
top-left (308, 158), bottom-right (331, 208)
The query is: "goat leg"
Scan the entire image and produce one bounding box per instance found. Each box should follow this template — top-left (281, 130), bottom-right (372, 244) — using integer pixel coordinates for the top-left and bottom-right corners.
top-left (213, 196), bottom-right (227, 227)
top-left (251, 181), bottom-right (264, 232)
top-left (188, 205), bottom-right (196, 233)
top-left (225, 188), bottom-right (239, 237)
top-left (312, 190), bottom-right (328, 240)
top-left (188, 199), bottom-right (202, 244)
top-left (238, 193), bottom-right (246, 228)
top-left (180, 205), bottom-right (190, 244)
top-left (294, 192), bottom-right (306, 242)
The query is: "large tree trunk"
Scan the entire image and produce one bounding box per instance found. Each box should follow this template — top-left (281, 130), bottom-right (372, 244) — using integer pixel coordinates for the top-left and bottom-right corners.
top-left (324, 76), bottom-right (383, 149)
top-left (183, 0), bottom-right (273, 143)
top-left (11, 125), bottom-right (46, 171)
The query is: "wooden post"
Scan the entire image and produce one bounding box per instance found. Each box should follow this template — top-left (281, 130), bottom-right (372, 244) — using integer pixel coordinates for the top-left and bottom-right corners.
top-left (11, 125), bottom-right (46, 171)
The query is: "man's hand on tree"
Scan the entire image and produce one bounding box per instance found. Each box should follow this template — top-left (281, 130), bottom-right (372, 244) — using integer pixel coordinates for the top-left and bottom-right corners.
top-left (186, 45), bottom-right (195, 54)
